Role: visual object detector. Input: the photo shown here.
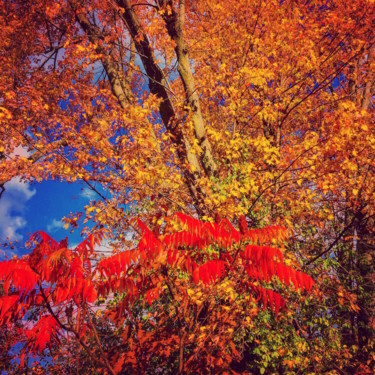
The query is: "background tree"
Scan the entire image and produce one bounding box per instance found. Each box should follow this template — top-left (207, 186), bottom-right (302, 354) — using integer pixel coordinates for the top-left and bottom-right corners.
top-left (0, 214), bottom-right (316, 374)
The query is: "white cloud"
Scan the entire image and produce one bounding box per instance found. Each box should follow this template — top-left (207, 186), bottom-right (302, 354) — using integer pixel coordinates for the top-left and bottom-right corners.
top-left (0, 178), bottom-right (36, 241)
top-left (80, 187), bottom-right (96, 201)
top-left (69, 238), bottom-right (112, 254)
top-left (11, 145), bottom-right (30, 158)
top-left (47, 218), bottom-right (64, 233)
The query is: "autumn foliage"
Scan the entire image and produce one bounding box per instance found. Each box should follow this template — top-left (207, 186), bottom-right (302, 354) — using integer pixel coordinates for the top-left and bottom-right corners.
top-left (1, 0), bottom-right (375, 373)
top-left (0, 213), bottom-right (316, 373)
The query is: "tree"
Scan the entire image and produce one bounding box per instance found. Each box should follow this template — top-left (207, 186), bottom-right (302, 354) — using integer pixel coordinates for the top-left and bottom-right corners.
top-left (0, 0), bottom-right (374, 372)
top-left (0, 213), bottom-right (316, 374)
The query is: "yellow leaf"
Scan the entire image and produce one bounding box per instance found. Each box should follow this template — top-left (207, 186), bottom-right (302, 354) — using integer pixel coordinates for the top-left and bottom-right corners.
top-left (87, 206), bottom-right (95, 214)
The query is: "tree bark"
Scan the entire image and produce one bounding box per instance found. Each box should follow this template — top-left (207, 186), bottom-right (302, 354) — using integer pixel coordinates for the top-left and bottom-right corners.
top-left (116, 0), bottom-right (211, 216)
top-left (161, 0), bottom-right (218, 177)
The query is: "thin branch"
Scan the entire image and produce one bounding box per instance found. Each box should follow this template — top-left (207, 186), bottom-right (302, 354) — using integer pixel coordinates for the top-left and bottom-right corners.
top-left (39, 284), bottom-right (115, 373)
top-left (84, 306), bottom-right (116, 375)
top-left (303, 213), bottom-right (360, 267)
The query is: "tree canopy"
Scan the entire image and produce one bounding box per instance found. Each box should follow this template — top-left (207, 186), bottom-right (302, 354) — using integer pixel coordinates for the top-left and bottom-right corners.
top-left (0, 0), bottom-right (374, 373)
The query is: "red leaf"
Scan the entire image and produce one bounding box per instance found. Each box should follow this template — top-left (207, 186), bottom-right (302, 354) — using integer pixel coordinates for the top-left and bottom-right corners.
top-left (276, 263), bottom-right (283, 284)
top-left (274, 292), bottom-right (281, 315)
top-left (0, 295), bottom-right (19, 321)
top-left (238, 215), bottom-right (248, 234)
top-left (290, 270), bottom-right (298, 289)
top-left (267, 289), bottom-right (274, 313)
top-left (284, 265), bottom-right (290, 287)
top-left (20, 351), bottom-right (25, 369)
top-left (262, 288), bottom-right (267, 310)
top-left (193, 263), bottom-right (199, 284)
top-left (84, 283), bottom-right (97, 303)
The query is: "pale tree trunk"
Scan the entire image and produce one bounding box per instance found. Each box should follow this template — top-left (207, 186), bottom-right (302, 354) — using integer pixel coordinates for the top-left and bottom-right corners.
top-left (116, 0), bottom-right (218, 216)
top-left (160, 0), bottom-right (218, 177)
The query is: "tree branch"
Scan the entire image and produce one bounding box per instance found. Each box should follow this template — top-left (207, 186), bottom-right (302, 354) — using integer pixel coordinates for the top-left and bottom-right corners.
top-left (116, 0), bottom-right (209, 216)
top-left (160, 0), bottom-right (218, 177)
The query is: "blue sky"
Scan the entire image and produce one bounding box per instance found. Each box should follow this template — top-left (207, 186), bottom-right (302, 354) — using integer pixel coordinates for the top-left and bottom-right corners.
top-left (0, 178), bottom-right (96, 258)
